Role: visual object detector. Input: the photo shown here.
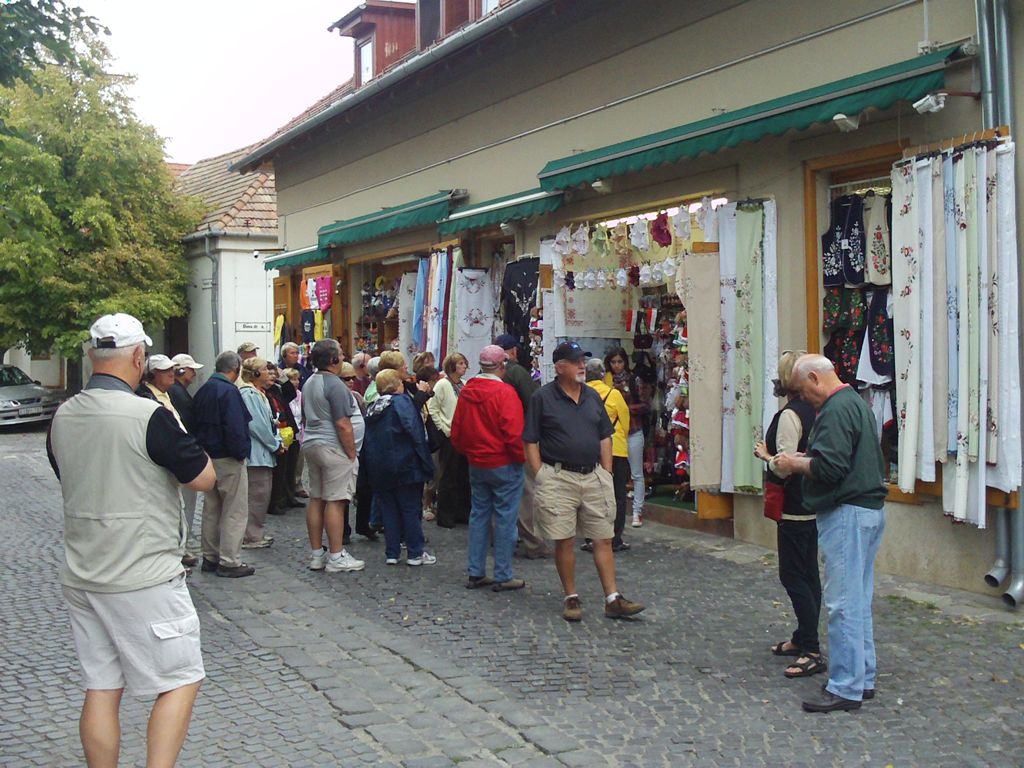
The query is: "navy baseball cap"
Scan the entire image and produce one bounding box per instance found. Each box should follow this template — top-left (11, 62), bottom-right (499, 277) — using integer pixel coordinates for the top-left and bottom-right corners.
top-left (494, 333), bottom-right (519, 350)
top-left (552, 341), bottom-right (591, 364)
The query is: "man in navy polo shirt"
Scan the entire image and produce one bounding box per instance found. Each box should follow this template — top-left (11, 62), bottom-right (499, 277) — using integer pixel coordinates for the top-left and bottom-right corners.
top-left (523, 341), bottom-right (646, 623)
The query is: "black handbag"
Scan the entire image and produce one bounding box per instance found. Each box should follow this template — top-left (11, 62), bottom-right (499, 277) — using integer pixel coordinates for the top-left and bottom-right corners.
top-left (633, 311), bottom-right (654, 350)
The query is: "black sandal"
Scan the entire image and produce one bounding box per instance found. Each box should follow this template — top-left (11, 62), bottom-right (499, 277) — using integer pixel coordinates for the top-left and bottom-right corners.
top-left (784, 654), bottom-right (827, 678)
top-left (771, 641), bottom-right (802, 657)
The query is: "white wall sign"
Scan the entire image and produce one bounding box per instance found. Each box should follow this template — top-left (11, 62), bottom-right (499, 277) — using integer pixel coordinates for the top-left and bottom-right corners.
top-left (235, 321), bottom-right (271, 333)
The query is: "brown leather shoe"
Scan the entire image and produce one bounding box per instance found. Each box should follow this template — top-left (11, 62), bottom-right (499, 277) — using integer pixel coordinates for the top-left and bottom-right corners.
top-left (604, 594), bottom-right (646, 619)
top-left (181, 554), bottom-right (198, 567)
top-left (562, 595), bottom-right (583, 622)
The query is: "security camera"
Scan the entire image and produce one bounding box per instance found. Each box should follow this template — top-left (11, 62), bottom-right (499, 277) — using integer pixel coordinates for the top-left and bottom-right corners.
top-left (252, 249), bottom-right (261, 259)
top-left (832, 113), bottom-right (860, 132)
top-left (912, 93), bottom-right (946, 114)
top-left (499, 222), bottom-right (515, 236)
top-left (591, 179), bottom-right (613, 195)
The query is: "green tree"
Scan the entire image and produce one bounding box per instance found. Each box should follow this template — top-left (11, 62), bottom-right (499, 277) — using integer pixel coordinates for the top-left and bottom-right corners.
top-left (0, 43), bottom-right (203, 358)
top-left (0, 0), bottom-right (106, 88)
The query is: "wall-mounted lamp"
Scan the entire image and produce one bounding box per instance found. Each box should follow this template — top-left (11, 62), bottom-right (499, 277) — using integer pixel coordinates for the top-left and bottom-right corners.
top-left (499, 222), bottom-right (515, 236)
top-left (591, 179), bottom-right (613, 195)
top-left (832, 113), bottom-right (860, 132)
top-left (913, 93), bottom-right (947, 114)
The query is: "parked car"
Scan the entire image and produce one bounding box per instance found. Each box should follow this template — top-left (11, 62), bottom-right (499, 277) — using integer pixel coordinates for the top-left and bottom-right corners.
top-left (0, 365), bottom-right (63, 426)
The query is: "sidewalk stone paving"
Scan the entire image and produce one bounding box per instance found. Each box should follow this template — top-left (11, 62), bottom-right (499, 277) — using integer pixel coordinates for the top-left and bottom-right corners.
top-left (2, 424), bottom-right (1023, 766)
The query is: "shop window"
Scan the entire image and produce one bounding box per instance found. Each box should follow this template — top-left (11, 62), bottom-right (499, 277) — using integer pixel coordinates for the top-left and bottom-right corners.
top-left (358, 37), bottom-right (374, 84)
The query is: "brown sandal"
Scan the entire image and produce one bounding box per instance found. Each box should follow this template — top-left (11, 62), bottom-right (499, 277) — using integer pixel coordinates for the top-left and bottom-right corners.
top-left (784, 654), bottom-right (827, 678)
top-left (771, 641), bottom-right (801, 657)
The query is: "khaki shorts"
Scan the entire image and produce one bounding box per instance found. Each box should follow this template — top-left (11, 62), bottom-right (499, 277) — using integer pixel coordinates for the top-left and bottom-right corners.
top-left (533, 463), bottom-right (615, 541)
top-left (63, 574), bottom-right (205, 697)
top-left (302, 442), bottom-right (357, 502)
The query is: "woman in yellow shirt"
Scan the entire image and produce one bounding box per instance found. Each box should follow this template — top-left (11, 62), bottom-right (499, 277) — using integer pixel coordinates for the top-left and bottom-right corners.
top-left (585, 357), bottom-right (632, 551)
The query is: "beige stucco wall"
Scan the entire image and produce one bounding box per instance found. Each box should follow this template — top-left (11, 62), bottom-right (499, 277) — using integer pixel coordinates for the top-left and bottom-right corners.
top-left (266, 0), bottom-right (1022, 595)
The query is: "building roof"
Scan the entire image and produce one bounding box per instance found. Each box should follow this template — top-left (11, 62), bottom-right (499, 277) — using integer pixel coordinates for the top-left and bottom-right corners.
top-left (166, 162), bottom-right (191, 178)
top-left (328, 0), bottom-right (416, 36)
top-left (178, 147), bottom-right (277, 237)
top-left (232, 0), bottom-right (552, 173)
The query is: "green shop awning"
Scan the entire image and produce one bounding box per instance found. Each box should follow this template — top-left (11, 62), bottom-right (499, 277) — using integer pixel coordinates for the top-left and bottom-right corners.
top-left (538, 46), bottom-right (963, 191)
top-left (437, 188), bottom-right (564, 237)
top-left (317, 190), bottom-right (458, 253)
top-left (263, 245), bottom-right (322, 271)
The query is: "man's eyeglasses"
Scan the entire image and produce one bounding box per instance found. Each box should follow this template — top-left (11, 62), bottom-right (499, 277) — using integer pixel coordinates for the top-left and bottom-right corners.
top-left (342, 376), bottom-right (356, 382)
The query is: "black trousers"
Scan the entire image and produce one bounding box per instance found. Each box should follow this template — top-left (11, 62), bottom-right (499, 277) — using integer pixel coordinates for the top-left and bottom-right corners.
top-left (347, 449), bottom-right (374, 538)
top-left (435, 434), bottom-right (471, 527)
top-left (612, 456), bottom-right (630, 544)
top-left (777, 519), bottom-right (822, 654)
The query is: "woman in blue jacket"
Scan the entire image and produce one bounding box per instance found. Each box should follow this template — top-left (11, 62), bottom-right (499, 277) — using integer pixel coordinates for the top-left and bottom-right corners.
top-left (363, 369), bottom-right (436, 565)
top-left (239, 358), bottom-right (283, 549)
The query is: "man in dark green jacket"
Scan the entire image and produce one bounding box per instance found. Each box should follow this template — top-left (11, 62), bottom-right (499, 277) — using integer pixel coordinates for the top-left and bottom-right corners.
top-left (774, 354), bottom-right (886, 714)
top-left (495, 334), bottom-right (549, 559)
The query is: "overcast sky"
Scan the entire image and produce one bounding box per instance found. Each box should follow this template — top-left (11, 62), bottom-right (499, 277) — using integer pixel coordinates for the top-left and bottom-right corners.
top-left (77, 1), bottom-right (367, 164)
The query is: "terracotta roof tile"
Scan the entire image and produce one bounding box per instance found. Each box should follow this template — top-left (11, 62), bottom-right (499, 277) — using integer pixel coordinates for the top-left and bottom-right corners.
top-left (178, 146), bottom-right (277, 236)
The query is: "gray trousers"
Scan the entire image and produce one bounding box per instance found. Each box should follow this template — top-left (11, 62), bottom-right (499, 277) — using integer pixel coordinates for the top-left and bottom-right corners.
top-left (202, 458), bottom-right (248, 567)
top-left (517, 471), bottom-right (549, 555)
top-left (244, 466), bottom-right (273, 543)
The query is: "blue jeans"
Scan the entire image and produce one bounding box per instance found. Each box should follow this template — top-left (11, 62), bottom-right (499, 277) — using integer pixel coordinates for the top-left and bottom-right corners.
top-left (817, 503), bottom-right (885, 701)
top-left (377, 483), bottom-right (425, 560)
top-left (467, 464), bottom-right (525, 583)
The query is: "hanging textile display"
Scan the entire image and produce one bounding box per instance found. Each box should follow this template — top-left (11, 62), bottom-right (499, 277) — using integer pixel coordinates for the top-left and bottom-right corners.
top-left (397, 271), bottom-right (418, 363)
top-left (821, 195), bottom-right (866, 287)
top-left (761, 199), bottom-right (779, 438)
top-left (718, 203), bottom-right (738, 493)
top-left (446, 247), bottom-right (465, 358)
top-left (730, 204), bottom-right (765, 493)
top-left (676, 249), bottom-right (722, 490)
top-left (501, 256), bottom-right (539, 349)
top-left (890, 162), bottom-right (921, 492)
top-left (888, 139), bottom-right (1022, 529)
top-left (986, 142), bottom-right (1022, 493)
top-left (454, 268), bottom-right (493, 377)
top-left (914, 159), bottom-right (936, 483)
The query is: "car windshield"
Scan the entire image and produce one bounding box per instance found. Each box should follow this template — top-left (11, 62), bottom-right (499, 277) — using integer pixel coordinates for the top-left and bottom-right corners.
top-left (0, 367), bottom-right (34, 387)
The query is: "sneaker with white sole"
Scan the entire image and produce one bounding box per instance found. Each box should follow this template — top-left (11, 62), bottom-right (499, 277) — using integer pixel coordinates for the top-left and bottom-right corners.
top-left (308, 547), bottom-right (327, 571)
top-left (406, 551), bottom-right (436, 566)
top-left (631, 514), bottom-right (643, 528)
top-left (385, 557), bottom-right (401, 565)
top-left (325, 549), bottom-right (365, 573)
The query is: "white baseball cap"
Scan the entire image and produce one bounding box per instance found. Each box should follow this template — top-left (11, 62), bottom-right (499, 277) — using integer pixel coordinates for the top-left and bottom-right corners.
top-left (89, 313), bottom-right (153, 348)
top-left (146, 354), bottom-right (175, 373)
top-left (170, 353), bottom-right (204, 370)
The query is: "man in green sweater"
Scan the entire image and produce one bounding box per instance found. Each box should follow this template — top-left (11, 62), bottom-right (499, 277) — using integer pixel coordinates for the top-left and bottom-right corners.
top-left (774, 354), bottom-right (886, 713)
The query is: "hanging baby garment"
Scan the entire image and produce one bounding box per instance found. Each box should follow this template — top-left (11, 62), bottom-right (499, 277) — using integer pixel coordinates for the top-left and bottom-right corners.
top-left (553, 226), bottom-right (572, 256)
top-left (571, 224), bottom-right (589, 256)
top-left (672, 207), bottom-right (692, 240)
top-left (821, 195), bottom-right (866, 287)
top-left (629, 220), bottom-right (651, 251)
top-left (863, 193), bottom-right (892, 285)
top-left (651, 213), bottom-right (672, 247)
top-left (591, 226), bottom-right (611, 258)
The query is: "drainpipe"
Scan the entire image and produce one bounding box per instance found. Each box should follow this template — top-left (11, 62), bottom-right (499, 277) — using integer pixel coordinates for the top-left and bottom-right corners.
top-left (984, 507), bottom-right (1010, 586)
top-left (975, 0), bottom-right (996, 127)
top-left (989, 0), bottom-right (1021, 607)
top-left (204, 236), bottom-right (220, 355)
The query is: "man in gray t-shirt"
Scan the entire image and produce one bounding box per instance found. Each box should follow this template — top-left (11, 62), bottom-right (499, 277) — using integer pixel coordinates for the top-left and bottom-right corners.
top-left (300, 339), bottom-right (364, 574)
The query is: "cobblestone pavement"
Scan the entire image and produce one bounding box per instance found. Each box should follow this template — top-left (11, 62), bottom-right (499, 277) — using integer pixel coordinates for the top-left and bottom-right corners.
top-left (2, 424), bottom-right (1023, 767)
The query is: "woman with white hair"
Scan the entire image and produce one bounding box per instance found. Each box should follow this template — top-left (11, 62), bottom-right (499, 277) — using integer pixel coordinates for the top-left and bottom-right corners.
top-left (239, 357), bottom-right (283, 549)
top-left (362, 356), bottom-right (383, 403)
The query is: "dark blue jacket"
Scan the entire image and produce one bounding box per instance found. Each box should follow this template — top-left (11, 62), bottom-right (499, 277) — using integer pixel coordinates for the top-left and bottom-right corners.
top-left (363, 393), bottom-right (434, 487)
top-left (191, 373), bottom-right (252, 460)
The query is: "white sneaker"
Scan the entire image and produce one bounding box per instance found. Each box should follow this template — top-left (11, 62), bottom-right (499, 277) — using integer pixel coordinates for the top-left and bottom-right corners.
top-left (308, 547), bottom-right (327, 571)
top-left (407, 551), bottom-right (436, 566)
top-left (325, 549), bottom-right (365, 573)
top-left (385, 557), bottom-right (401, 565)
top-left (631, 514), bottom-right (643, 528)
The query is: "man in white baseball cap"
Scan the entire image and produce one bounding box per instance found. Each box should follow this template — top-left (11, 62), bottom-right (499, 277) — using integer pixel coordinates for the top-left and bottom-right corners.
top-left (169, 353), bottom-right (206, 565)
top-left (89, 312), bottom-right (154, 348)
top-left (48, 313), bottom-right (215, 766)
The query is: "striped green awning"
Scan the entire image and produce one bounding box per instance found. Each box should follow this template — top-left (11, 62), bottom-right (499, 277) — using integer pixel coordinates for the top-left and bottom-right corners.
top-left (538, 46), bottom-right (963, 191)
top-left (317, 191), bottom-right (456, 253)
top-left (263, 246), bottom-right (322, 271)
top-left (437, 188), bottom-right (564, 237)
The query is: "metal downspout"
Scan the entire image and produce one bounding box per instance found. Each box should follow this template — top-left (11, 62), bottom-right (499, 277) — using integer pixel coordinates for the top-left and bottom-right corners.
top-left (975, 0), bottom-right (997, 127)
top-left (204, 237), bottom-right (220, 356)
top-left (984, 508), bottom-right (1010, 586)
top-left (990, 0), bottom-right (1022, 607)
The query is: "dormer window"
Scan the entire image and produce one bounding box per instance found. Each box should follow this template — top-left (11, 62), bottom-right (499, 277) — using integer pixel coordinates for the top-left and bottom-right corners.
top-left (481, 0), bottom-right (499, 14)
top-left (358, 37), bottom-right (374, 83)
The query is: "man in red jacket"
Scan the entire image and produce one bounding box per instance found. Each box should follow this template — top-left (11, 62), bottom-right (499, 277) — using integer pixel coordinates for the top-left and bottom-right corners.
top-left (451, 345), bottom-right (527, 592)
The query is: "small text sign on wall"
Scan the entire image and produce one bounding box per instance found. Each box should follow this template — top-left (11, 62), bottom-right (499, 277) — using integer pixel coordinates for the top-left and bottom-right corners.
top-left (235, 321), bottom-right (271, 333)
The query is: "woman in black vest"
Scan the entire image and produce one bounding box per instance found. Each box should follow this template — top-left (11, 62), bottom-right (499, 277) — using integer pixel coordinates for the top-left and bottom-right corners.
top-left (754, 351), bottom-right (825, 679)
